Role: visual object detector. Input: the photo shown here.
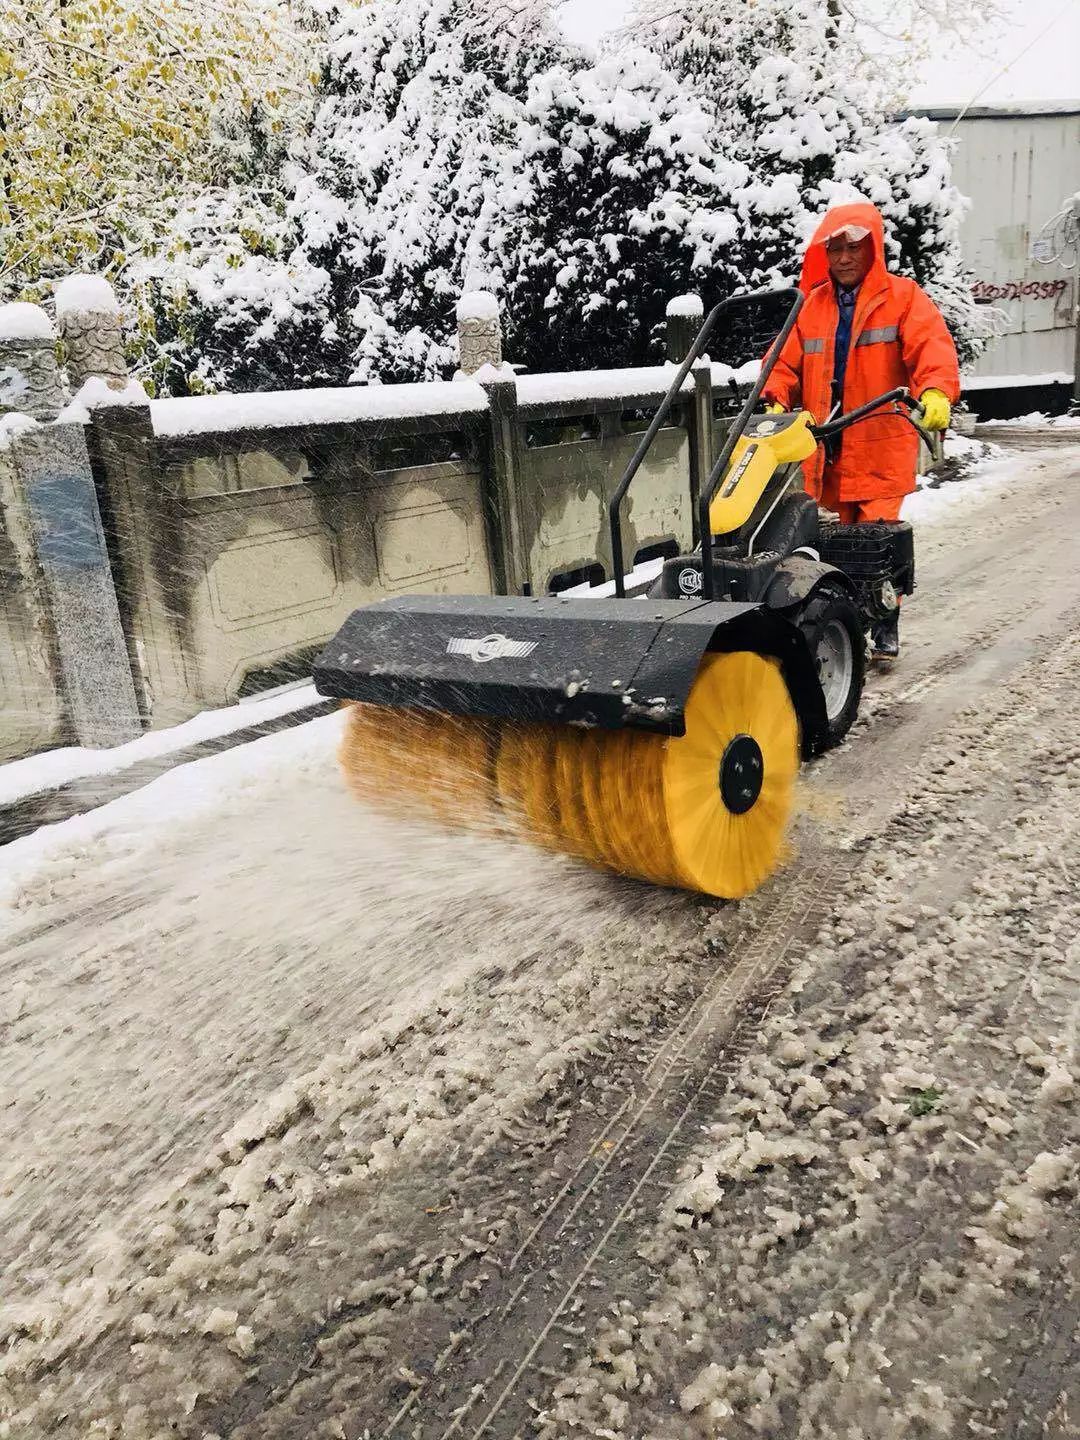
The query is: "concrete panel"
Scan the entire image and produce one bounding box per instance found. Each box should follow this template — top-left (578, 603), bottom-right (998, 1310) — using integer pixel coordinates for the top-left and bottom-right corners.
top-left (374, 500), bottom-right (474, 588)
top-left (179, 448), bottom-right (312, 498)
top-left (91, 402), bottom-right (494, 727)
top-left (0, 453), bottom-right (66, 761)
top-left (209, 523), bottom-right (342, 627)
top-left (520, 422), bottom-right (691, 592)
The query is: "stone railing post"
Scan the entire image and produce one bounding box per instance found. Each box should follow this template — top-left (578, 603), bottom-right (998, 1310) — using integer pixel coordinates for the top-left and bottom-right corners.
top-left (480, 376), bottom-right (530, 596)
top-left (0, 297), bottom-right (142, 750)
top-left (665, 293), bottom-right (704, 364)
top-left (54, 274), bottom-right (130, 392)
top-left (457, 291), bottom-right (503, 377)
top-left (665, 295), bottom-right (709, 549)
top-left (0, 303), bottom-right (66, 421)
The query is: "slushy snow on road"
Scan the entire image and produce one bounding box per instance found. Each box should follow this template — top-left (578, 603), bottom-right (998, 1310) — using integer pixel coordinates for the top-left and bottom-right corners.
top-left (0, 437), bottom-right (1076, 1437)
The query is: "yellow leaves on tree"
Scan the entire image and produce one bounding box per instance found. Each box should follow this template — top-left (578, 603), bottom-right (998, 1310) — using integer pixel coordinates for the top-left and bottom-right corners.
top-left (0, 0), bottom-right (318, 297)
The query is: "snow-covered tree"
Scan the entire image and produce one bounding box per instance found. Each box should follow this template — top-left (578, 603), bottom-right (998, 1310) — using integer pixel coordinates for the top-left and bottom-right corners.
top-left (491, 49), bottom-right (750, 373)
top-left (620, 0), bottom-right (987, 364)
top-left (144, 0), bottom-right (581, 393)
top-left (628, 0), bottom-right (1007, 105)
top-left (145, 0), bottom-right (990, 391)
top-left (0, 0), bottom-right (319, 307)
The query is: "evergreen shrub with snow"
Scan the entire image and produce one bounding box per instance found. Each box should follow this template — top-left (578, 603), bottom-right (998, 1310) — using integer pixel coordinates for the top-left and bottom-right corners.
top-left (139, 0), bottom-right (988, 394)
top-left (491, 50), bottom-right (749, 374)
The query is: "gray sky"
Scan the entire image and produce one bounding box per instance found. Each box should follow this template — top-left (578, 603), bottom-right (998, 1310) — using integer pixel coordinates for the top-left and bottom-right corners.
top-left (557, 0), bottom-right (1080, 106)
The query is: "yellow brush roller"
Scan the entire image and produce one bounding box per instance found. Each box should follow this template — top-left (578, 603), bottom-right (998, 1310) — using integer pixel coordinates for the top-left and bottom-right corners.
top-left (338, 650), bottom-right (799, 900)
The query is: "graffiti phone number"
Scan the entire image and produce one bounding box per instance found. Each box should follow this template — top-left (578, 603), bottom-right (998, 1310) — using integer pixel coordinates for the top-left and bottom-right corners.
top-left (972, 278), bottom-right (1069, 303)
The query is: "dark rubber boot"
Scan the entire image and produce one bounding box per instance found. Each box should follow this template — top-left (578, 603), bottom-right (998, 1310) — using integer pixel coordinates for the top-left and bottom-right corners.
top-left (871, 610), bottom-right (900, 660)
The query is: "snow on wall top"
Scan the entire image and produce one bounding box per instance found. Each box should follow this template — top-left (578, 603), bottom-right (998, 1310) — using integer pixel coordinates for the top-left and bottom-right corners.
top-left (713, 359), bottom-right (763, 389)
top-left (455, 291), bottom-right (500, 322)
top-left (0, 303), bottom-right (56, 342)
top-left (515, 360), bottom-right (758, 404)
top-left (150, 380), bottom-right (490, 439)
top-left (148, 362), bottom-right (769, 439)
top-left (58, 377), bottom-right (151, 423)
top-left (0, 414), bottom-right (41, 450)
top-left (54, 274), bottom-right (122, 320)
top-left (666, 294), bottom-right (704, 318)
top-left (516, 365), bottom-right (698, 407)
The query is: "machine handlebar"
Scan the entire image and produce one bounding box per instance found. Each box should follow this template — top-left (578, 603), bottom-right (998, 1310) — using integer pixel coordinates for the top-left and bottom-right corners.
top-left (810, 387), bottom-right (939, 452)
top-left (606, 307), bottom-right (943, 604)
top-left (608, 286), bottom-right (805, 600)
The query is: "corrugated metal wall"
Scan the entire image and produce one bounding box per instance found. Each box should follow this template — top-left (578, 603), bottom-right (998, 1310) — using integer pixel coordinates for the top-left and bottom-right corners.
top-left (939, 107), bottom-right (1080, 381)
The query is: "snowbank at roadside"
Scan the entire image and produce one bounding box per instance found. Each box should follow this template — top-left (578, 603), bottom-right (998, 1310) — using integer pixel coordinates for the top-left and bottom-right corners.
top-left (904, 435), bottom-right (1008, 523)
top-left (986, 410), bottom-right (1080, 429)
top-left (0, 708), bottom-right (344, 911)
top-left (0, 681), bottom-right (325, 809)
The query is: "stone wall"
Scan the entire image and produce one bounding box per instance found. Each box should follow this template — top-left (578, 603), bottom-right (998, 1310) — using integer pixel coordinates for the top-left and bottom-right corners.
top-left (0, 279), bottom-right (770, 759)
top-left (90, 404), bottom-right (495, 728)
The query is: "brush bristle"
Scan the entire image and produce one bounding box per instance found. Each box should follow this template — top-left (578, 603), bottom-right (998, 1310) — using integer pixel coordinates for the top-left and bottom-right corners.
top-left (337, 649), bottom-right (800, 900)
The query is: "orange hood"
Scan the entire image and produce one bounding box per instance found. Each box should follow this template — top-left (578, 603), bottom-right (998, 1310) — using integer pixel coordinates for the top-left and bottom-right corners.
top-left (800, 202), bottom-right (889, 294)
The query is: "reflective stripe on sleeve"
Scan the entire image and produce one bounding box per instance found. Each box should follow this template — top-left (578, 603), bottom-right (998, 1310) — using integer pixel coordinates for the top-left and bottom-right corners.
top-left (803, 338), bottom-right (824, 354)
top-left (855, 325), bottom-right (900, 347)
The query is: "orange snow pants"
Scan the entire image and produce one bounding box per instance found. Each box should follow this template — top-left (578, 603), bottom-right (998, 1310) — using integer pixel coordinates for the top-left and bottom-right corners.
top-left (820, 467), bottom-right (903, 524)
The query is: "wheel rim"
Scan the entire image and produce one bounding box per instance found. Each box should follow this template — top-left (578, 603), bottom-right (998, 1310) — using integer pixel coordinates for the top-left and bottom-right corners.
top-left (494, 652), bottom-right (799, 898)
top-left (661, 651), bottom-right (799, 897)
top-left (815, 618), bottom-right (854, 724)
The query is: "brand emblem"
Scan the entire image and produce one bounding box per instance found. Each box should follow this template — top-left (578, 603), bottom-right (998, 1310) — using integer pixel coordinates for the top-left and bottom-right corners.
top-left (447, 632), bottom-right (538, 663)
top-left (677, 567), bottom-right (703, 596)
top-left (720, 442), bottom-right (757, 498)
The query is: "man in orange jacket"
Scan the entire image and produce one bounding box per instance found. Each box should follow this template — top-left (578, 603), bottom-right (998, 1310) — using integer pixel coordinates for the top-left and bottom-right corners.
top-left (762, 201), bottom-right (960, 658)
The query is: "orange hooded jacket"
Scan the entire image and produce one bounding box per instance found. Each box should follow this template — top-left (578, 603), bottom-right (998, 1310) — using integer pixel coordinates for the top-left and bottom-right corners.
top-left (763, 202), bottom-right (961, 502)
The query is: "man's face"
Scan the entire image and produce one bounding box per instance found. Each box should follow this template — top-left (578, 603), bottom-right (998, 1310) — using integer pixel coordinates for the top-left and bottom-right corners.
top-left (826, 234), bottom-right (873, 288)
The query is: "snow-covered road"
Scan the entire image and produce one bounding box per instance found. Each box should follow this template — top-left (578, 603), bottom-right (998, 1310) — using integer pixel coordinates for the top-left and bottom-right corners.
top-left (1, 440), bottom-right (1077, 1437)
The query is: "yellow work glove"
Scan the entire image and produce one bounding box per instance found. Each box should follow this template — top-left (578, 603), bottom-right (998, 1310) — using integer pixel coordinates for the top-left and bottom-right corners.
top-left (765, 401), bottom-right (785, 414)
top-left (918, 388), bottom-right (951, 431)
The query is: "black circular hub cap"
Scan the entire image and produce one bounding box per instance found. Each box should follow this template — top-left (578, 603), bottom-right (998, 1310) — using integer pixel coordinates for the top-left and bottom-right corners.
top-left (718, 733), bottom-right (764, 814)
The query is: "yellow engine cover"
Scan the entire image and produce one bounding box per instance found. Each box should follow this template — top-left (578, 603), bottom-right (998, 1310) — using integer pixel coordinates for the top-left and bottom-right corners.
top-left (709, 411), bottom-right (818, 536)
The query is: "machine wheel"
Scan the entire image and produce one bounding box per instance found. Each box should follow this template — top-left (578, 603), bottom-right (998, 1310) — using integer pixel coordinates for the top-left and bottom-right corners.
top-left (794, 583), bottom-right (865, 751)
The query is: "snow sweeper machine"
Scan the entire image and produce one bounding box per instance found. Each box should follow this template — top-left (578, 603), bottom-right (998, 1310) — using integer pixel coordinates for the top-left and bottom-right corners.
top-left (314, 288), bottom-right (933, 900)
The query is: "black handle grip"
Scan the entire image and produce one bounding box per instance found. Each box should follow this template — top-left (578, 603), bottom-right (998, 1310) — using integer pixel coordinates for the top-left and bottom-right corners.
top-left (810, 387), bottom-right (911, 440)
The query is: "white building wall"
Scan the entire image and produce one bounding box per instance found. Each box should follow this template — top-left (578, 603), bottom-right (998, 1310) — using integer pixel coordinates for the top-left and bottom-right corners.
top-left (917, 105), bottom-right (1080, 383)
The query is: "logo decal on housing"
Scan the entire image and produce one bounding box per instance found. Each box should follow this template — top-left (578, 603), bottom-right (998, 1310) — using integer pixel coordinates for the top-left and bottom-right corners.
top-left (720, 442), bottom-right (757, 498)
top-left (677, 567), bottom-right (703, 596)
top-left (447, 633), bottom-right (538, 663)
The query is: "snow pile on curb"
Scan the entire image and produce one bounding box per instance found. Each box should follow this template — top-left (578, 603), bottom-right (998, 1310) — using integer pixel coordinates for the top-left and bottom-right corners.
top-left (0, 681), bottom-right (325, 809)
top-left (989, 411), bottom-right (1080, 430)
